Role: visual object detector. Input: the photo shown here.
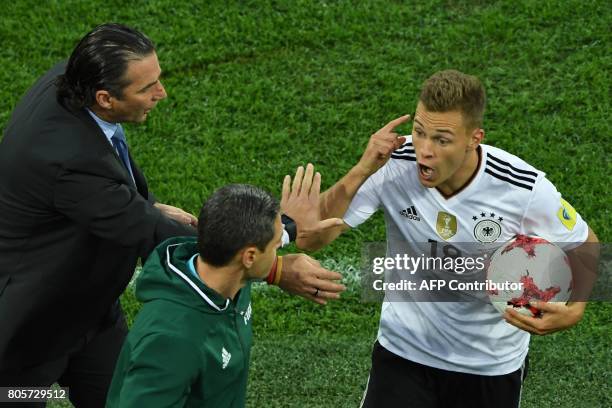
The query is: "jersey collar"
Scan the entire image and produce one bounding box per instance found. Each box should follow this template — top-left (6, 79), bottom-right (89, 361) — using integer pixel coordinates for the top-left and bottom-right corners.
top-left (431, 145), bottom-right (484, 202)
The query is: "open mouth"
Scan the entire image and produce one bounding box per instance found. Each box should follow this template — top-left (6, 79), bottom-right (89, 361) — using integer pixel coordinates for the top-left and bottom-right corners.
top-left (418, 163), bottom-right (435, 181)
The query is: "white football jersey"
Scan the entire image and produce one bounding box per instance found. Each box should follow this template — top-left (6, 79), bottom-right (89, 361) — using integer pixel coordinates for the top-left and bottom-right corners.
top-left (344, 136), bottom-right (589, 375)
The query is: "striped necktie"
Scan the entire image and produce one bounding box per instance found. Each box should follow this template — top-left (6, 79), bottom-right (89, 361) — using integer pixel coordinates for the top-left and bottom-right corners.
top-left (111, 125), bottom-right (135, 184)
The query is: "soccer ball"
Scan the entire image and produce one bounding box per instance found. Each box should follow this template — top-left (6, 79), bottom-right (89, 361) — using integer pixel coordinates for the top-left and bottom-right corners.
top-left (486, 235), bottom-right (572, 317)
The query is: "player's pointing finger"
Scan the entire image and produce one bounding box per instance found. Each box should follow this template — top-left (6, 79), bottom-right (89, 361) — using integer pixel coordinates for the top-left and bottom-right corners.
top-left (381, 114), bottom-right (411, 132)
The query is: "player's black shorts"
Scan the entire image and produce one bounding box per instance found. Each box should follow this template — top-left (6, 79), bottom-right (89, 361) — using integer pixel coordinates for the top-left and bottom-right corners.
top-left (360, 341), bottom-right (528, 408)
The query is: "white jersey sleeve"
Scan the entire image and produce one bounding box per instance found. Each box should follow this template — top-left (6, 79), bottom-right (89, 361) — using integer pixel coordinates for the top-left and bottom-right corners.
top-left (521, 175), bottom-right (589, 249)
top-left (342, 166), bottom-right (385, 228)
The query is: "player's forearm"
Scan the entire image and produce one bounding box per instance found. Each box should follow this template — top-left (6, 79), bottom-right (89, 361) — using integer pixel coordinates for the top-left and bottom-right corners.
top-left (298, 223), bottom-right (349, 252)
top-left (568, 227), bottom-right (600, 303)
top-left (320, 164), bottom-right (371, 219)
top-left (565, 301), bottom-right (587, 322)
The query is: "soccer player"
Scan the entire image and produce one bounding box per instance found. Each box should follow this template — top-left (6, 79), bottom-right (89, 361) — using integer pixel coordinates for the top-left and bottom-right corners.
top-left (294, 70), bottom-right (599, 407)
top-left (107, 184), bottom-right (287, 407)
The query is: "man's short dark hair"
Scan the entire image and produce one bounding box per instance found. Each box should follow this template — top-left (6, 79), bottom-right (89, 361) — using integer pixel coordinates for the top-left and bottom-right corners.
top-left (56, 23), bottom-right (155, 110)
top-left (197, 184), bottom-right (280, 267)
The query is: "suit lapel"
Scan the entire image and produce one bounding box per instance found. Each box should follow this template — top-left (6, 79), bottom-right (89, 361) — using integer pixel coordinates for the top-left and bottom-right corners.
top-left (78, 108), bottom-right (148, 197)
top-left (127, 151), bottom-right (149, 199)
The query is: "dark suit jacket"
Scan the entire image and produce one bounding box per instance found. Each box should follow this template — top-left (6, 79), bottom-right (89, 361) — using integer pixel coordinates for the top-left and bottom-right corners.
top-left (0, 62), bottom-right (196, 371)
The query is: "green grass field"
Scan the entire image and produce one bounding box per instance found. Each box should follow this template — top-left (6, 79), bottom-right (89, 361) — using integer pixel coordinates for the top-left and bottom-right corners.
top-left (2, 1), bottom-right (610, 407)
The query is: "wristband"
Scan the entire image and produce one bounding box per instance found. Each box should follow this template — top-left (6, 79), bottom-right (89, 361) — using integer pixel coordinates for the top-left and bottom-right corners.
top-left (273, 256), bottom-right (283, 285)
top-left (266, 256), bottom-right (278, 285)
top-left (281, 214), bottom-right (297, 242)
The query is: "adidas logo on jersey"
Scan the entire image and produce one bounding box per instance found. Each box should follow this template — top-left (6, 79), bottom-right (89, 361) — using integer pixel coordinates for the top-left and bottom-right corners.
top-left (400, 206), bottom-right (420, 221)
top-left (222, 347), bottom-right (231, 369)
top-left (240, 302), bottom-right (252, 325)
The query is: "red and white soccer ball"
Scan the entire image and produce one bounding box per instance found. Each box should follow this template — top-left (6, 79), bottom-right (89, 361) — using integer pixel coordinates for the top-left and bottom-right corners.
top-left (486, 235), bottom-right (573, 317)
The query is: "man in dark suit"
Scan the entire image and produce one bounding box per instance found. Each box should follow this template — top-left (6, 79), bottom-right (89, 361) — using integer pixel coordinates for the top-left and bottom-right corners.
top-left (0, 23), bottom-right (345, 407)
top-left (0, 23), bottom-right (198, 407)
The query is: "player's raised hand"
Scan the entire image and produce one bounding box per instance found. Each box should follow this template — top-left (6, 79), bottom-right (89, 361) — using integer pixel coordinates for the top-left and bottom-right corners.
top-left (281, 163), bottom-right (345, 250)
top-left (503, 301), bottom-right (586, 335)
top-left (355, 114), bottom-right (411, 176)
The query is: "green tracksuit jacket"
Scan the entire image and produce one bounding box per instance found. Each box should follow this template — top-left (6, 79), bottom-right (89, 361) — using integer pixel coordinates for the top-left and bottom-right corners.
top-left (107, 237), bottom-right (254, 408)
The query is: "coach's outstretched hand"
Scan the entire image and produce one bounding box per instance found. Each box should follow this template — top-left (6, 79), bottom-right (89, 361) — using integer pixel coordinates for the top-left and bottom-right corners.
top-left (278, 253), bottom-right (346, 305)
top-left (281, 163), bottom-right (345, 251)
top-left (155, 202), bottom-right (198, 226)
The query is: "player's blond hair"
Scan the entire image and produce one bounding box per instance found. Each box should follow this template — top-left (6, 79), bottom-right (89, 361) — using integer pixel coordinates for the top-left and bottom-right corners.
top-left (419, 70), bottom-right (486, 130)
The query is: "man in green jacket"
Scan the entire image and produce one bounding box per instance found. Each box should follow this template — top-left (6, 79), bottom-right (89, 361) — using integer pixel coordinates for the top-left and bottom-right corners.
top-left (107, 184), bottom-right (285, 407)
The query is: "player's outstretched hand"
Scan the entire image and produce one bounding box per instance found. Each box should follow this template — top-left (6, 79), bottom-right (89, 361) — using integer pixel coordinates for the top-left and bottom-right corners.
top-left (278, 253), bottom-right (346, 305)
top-left (355, 114), bottom-right (411, 177)
top-left (503, 301), bottom-right (586, 335)
top-left (281, 163), bottom-right (345, 251)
